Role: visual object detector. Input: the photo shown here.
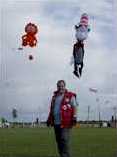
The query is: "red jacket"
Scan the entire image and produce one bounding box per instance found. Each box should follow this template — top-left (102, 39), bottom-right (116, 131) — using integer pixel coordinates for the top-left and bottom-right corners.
top-left (47, 90), bottom-right (76, 128)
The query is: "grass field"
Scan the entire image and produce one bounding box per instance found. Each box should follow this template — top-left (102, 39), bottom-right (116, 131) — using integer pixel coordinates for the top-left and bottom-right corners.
top-left (0, 127), bottom-right (117, 157)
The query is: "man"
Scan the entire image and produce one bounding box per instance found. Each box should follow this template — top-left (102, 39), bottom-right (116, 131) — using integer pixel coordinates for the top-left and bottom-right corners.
top-left (47, 80), bottom-right (78, 157)
top-left (73, 40), bottom-right (84, 78)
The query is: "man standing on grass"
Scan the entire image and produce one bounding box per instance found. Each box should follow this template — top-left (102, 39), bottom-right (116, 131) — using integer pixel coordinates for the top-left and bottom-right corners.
top-left (47, 80), bottom-right (78, 157)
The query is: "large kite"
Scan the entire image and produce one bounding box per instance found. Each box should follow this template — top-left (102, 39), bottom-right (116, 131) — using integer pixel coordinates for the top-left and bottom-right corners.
top-left (72, 13), bottom-right (91, 78)
top-left (22, 23), bottom-right (38, 47)
top-left (19, 22), bottom-right (38, 60)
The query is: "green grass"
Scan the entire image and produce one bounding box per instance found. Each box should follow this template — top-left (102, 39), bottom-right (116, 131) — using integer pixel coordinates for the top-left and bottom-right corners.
top-left (0, 127), bottom-right (116, 157)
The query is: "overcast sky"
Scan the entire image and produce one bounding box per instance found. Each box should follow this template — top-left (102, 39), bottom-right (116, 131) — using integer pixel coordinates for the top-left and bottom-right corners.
top-left (0, 0), bottom-right (117, 122)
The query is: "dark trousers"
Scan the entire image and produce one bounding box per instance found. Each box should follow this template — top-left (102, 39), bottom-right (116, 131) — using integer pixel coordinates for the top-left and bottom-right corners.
top-left (54, 125), bottom-right (71, 157)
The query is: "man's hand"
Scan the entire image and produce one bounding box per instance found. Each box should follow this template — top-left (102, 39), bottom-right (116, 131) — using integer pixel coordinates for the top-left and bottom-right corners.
top-left (72, 116), bottom-right (77, 126)
top-left (46, 120), bottom-right (50, 127)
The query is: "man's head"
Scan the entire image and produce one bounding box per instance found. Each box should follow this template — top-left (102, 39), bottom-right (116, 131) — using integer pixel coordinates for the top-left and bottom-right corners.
top-left (57, 80), bottom-right (66, 94)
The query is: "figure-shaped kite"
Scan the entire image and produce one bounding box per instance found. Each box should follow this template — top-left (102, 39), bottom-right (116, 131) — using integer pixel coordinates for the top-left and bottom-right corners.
top-left (22, 23), bottom-right (38, 47)
top-left (72, 13), bottom-right (91, 78)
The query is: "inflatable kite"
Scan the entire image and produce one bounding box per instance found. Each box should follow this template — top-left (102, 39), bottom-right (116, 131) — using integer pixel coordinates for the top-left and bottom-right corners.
top-left (22, 23), bottom-right (38, 47)
top-left (72, 13), bottom-right (91, 78)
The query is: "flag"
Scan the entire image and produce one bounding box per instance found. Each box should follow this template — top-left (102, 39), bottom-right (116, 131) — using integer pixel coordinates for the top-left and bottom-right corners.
top-left (89, 88), bottom-right (98, 93)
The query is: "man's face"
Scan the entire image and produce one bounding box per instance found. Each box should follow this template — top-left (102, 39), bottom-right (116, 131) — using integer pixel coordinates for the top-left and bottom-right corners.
top-left (57, 81), bottom-right (66, 94)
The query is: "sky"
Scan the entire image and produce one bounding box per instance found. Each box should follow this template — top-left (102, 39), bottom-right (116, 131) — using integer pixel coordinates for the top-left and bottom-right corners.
top-left (0, 0), bottom-right (117, 122)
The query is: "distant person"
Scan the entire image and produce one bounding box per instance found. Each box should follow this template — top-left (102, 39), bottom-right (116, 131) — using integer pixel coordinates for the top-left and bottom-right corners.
top-left (47, 80), bottom-right (78, 157)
